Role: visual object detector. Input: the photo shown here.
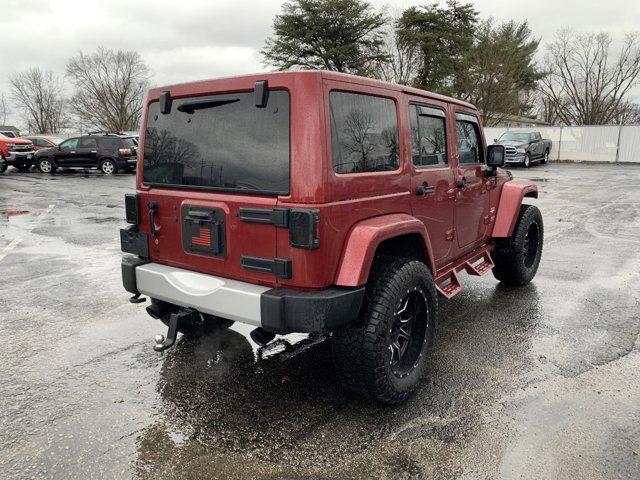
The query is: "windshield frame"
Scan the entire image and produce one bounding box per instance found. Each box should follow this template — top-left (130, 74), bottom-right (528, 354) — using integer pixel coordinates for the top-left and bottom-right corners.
top-left (140, 89), bottom-right (291, 196)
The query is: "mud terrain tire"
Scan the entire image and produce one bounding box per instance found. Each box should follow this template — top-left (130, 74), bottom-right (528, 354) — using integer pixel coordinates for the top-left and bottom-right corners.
top-left (492, 204), bottom-right (543, 285)
top-left (331, 258), bottom-right (437, 405)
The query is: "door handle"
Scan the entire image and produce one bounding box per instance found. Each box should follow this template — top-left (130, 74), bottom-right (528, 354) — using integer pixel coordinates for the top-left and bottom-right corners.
top-left (415, 185), bottom-right (436, 196)
top-left (148, 202), bottom-right (159, 237)
top-left (70, 151), bottom-right (76, 153)
top-left (457, 178), bottom-right (470, 189)
top-left (90, 150), bottom-right (97, 153)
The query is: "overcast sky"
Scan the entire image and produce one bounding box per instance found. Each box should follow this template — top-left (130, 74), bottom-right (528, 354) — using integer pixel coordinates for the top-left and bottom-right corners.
top-left (1, 0), bottom-right (639, 127)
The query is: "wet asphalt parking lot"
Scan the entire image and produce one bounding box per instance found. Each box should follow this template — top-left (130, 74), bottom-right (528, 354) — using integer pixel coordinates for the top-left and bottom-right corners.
top-left (0, 163), bottom-right (639, 479)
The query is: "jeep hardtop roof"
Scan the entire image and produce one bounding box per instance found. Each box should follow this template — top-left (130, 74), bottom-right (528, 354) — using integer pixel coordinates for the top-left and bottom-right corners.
top-left (146, 70), bottom-right (476, 110)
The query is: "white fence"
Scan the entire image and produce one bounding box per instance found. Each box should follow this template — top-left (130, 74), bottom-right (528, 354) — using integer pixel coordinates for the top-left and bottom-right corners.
top-left (484, 125), bottom-right (640, 163)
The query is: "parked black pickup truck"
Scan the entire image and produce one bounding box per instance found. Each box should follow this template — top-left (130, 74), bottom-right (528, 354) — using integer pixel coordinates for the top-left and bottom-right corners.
top-left (494, 131), bottom-right (552, 168)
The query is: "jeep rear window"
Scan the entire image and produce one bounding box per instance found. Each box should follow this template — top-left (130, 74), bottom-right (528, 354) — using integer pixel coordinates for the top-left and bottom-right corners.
top-left (142, 91), bottom-right (290, 194)
top-left (329, 92), bottom-right (399, 174)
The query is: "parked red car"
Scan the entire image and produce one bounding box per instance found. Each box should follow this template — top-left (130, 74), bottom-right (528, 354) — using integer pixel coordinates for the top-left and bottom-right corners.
top-left (120, 71), bottom-right (543, 404)
top-left (0, 134), bottom-right (35, 172)
top-left (21, 135), bottom-right (64, 152)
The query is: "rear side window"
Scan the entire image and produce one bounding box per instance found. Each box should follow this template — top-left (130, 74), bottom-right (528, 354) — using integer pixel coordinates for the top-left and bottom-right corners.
top-left (78, 137), bottom-right (98, 148)
top-left (456, 119), bottom-right (483, 164)
top-left (100, 137), bottom-right (120, 149)
top-left (121, 138), bottom-right (136, 148)
top-left (410, 105), bottom-right (447, 167)
top-left (330, 92), bottom-right (399, 174)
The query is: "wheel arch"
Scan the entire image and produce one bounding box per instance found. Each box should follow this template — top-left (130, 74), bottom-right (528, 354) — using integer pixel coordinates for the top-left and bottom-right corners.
top-left (492, 180), bottom-right (538, 238)
top-left (334, 213), bottom-right (436, 287)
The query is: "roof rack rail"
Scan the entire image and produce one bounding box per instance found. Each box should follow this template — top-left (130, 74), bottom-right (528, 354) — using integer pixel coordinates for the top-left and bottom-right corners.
top-left (86, 131), bottom-right (125, 136)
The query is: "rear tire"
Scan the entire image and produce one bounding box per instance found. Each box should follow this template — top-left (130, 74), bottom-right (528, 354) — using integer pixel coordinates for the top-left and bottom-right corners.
top-left (0, 163), bottom-right (7, 173)
top-left (331, 257), bottom-right (437, 405)
top-left (492, 204), bottom-right (543, 285)
top-left (542, 149), bottom-right (549, 164)
top-left (37, 157), bottom-right (55, 174)
top-left (100, 158), bottom-right (117, 175)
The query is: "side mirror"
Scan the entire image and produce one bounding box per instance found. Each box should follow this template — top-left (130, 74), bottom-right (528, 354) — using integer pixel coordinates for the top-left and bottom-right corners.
top-left (487, 144), bottom-right (505, 168)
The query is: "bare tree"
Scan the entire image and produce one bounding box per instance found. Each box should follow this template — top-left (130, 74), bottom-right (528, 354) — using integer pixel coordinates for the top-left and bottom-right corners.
top-left (66, 47), bottom-right (150, 132)
top-left (613, 101), bottom-right (640, 124)
top-left (374, 22), bottom-right (421, 85)
top-left (0, 93), bottom-right (9, 125)
top-left (9, 68), bottom-right (67, 133)
top-left (539, 30), bottom-right (640, 125)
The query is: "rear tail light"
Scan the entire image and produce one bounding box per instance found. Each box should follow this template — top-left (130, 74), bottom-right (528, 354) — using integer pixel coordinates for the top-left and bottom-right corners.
top-left (119, 148), bottom-right (133, 156)
top-left (289, 209), bottom-right (320, 250)
top-left (124, 194), bottom-right (139, 224)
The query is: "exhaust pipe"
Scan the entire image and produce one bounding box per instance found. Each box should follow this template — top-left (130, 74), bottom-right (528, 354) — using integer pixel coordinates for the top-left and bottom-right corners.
top-left (146, 300), bottom-right (171, 320)
top-left (250, 327), bottom-right (276, 347)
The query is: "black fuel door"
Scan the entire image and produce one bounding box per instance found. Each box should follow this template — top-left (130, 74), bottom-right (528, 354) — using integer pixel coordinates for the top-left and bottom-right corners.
top-left (181, 205), bottom-right (226, 257)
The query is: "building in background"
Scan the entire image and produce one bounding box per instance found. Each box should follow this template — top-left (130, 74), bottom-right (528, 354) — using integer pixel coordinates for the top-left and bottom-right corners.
top-left (0, 126), bottom-right (21, 137)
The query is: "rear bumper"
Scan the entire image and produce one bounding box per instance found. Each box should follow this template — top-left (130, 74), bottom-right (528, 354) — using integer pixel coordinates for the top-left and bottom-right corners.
top-left (117, 157), bottom-right (137, 169)
top-left (121, 257), bottom-right (364, 334)
top-left (6, 151), bottom-right (35, 167)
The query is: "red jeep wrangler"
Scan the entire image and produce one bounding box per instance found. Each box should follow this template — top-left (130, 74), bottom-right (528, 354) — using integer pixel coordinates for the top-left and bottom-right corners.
top-left (121, 71), bottom-right (543, 404)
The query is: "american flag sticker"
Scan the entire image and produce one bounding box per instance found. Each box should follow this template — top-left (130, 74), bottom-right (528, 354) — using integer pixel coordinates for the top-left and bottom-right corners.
top-left (191, 227), bottom-right (211, 247)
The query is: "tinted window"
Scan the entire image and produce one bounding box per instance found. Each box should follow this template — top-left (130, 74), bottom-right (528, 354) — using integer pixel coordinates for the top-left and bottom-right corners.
top-left (410, 105), bottom-right (447, 167)
top-left (330, 92), bottom-right (398, 174)
top-left (100, 137), bottom-right (120, 149)
top-left (120, 138), bottom-right (136, 148)
top-left (143, 91), bottom-right (290, 194)
top-left (456, 121), bottom-right (483, 164)
top-left (78, 137), bottom-right (98, 148)
top-left (60, 138), bottom-right (78, 150)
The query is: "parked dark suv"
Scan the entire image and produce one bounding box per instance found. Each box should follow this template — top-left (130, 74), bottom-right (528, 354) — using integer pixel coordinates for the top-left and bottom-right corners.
top-left (34, 133), bottom-right (137, 174)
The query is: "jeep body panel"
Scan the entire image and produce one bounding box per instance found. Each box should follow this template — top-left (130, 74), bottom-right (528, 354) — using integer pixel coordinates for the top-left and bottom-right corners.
top-left (132, 71), bottom-right (507, 290)
top-left (124, 71), bottom-right (531, 331)
top-left (492, 180), bottom-right (538, 237)
top-left (334, 213), bottom-right (436, 287)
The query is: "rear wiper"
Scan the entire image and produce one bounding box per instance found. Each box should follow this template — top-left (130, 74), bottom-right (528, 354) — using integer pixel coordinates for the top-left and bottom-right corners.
top-left (177, 98), bottom-right (240, 114)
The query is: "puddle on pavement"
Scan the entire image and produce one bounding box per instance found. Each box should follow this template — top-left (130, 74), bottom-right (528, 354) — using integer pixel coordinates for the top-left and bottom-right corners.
top-left (529, 178), bottom-right (549, 182)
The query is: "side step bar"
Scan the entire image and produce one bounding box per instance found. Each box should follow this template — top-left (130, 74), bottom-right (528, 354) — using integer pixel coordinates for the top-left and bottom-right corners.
top-left (435, 245), bottom-right (495, 299)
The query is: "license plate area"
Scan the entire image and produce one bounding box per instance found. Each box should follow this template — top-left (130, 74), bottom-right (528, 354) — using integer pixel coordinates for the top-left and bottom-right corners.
top-left (181, 205), bottom-right (226, 257)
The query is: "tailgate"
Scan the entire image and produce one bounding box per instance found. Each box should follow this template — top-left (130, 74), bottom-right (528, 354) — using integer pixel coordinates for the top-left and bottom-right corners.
top-left (138, 189), bottom-right (281, 287)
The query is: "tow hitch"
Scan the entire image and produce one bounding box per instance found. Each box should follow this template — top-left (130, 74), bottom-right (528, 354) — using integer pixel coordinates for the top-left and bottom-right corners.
top-left (153, 308), bottom-right (196, 351)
